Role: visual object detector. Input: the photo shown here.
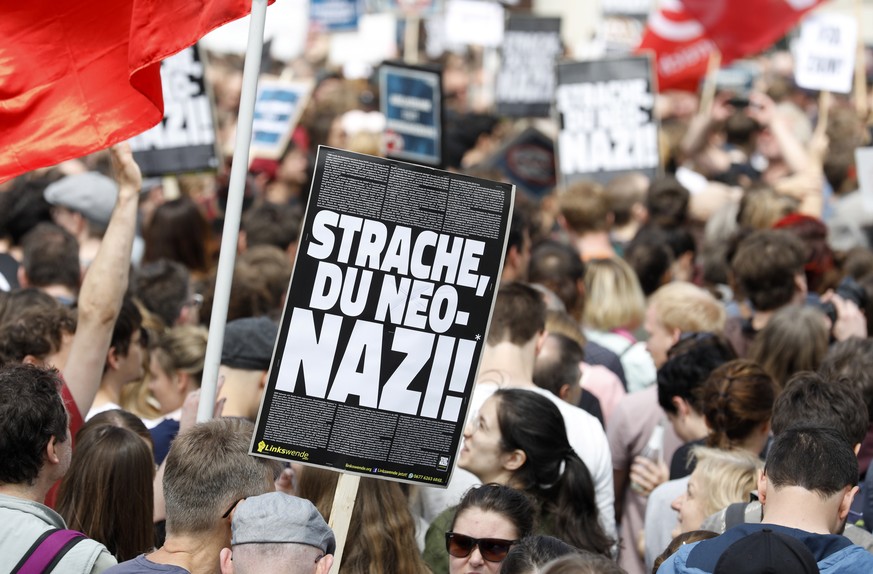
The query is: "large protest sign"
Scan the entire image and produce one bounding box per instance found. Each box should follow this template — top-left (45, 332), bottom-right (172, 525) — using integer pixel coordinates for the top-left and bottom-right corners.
top-left (555, 54), bottom-right (659, 186)
top-left (794, 12), bottom-right (857, 94)
top-left (495, 16), bottom-right (562, 118)
top-left (250, 79), bottom-right (313, 160)
top-left (251, 147), bottom-right (514, 487)
top-left (481, 127), bottom-right (556, 201)
top-left (379, 63), bottom-right (443, 166)
top-left (130, 45), bottom-right (220, 176)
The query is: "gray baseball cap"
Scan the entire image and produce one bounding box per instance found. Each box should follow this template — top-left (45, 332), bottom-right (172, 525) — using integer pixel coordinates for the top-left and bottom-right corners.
top-left (231, 492), bottom-right (336, 554)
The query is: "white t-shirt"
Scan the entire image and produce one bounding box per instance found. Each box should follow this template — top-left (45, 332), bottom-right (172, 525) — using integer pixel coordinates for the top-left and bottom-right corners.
top-left (418, 382), bottom-right (616, 539)
top-left (85, 401), bottom-right (122, 422)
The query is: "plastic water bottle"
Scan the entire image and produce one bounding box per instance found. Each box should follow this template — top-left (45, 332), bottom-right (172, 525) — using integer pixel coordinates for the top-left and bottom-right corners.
top-left (630, 420), bottom-right (665, 494)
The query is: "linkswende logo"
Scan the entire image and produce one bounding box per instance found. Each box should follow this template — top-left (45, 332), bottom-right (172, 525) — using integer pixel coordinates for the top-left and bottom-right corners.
top-left (256, 441), bottom-right (310, 460)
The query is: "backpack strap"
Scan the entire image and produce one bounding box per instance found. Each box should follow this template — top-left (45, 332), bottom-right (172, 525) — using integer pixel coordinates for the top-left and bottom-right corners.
top-left (12, 528), bottom-right (87, 574)
top-left (724, 502), bottom-right (748, 529)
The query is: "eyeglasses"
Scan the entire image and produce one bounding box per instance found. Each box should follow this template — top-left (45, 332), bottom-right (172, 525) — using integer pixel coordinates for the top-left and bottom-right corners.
top-left (222, 497), bottom-right (244, 519)
top-left (445, 532), bottom-right (516, 562)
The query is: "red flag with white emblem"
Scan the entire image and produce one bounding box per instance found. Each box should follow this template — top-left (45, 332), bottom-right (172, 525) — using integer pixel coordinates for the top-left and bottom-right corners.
top-left (637, 0), bottom-right (717, 91)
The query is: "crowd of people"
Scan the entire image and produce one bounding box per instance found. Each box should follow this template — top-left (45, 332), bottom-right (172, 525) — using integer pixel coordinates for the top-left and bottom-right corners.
top-left (2, 13), bottom-right (873, 574)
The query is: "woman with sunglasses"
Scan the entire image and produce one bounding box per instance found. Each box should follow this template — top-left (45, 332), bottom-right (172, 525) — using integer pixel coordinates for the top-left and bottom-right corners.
top-left (425, 389), bottom-right (613, 573)
top-left (446, 484), bottom-right (534, 574)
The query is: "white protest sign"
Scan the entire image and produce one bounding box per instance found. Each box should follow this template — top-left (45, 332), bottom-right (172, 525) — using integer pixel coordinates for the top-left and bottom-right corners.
top-left (329, 12), bottom-right (398, 77)
top-left (856, 147), bottom-right (873, 213)
top-left (251, 147), bottom-right (514, 487)
top-left (794, 12), bottom-right (856, 94)
top-left (444, 0), bottom-right (505, 48)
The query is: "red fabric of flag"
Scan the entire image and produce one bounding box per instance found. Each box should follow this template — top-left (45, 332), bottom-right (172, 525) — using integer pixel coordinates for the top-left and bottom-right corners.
top-left (679, 0), bottom-right (825, 63)
top-left (0, 0), bottom-right (272, 184)
top-left (637, 0), bottom-right (716, 91)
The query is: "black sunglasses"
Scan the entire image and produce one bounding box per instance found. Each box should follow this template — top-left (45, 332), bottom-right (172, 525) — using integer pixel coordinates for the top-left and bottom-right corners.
top-left (445, 532), bottom-right (516, 562)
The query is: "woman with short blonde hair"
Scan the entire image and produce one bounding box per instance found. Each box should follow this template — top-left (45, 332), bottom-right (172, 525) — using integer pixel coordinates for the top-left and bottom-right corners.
top-left (583, 257), bottom-right (646, 332)
top-left (582, 257), bottom-right (653, 392)
top-left (671, 446), bottom-right (762, 537)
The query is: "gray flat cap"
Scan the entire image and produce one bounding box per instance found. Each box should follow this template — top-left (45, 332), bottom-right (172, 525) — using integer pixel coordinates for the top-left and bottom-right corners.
top-left (231, 492), bottom-right (336, 554)
top-left (44, 172), bottom-right (118, 227)
top-left (221, 316), bottom-right (278, 371)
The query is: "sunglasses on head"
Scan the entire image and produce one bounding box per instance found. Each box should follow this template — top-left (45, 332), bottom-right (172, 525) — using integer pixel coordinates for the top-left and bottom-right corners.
top-left (445, 532), bottom-right (516, 562)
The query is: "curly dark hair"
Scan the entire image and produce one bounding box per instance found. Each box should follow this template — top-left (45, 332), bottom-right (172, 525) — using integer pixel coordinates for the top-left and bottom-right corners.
top-left (0, 364), bottom-right (68, 485)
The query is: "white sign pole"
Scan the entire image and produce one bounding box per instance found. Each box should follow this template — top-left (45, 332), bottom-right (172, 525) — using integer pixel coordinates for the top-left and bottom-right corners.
top-left (198, 0), bottom-right (268, 422)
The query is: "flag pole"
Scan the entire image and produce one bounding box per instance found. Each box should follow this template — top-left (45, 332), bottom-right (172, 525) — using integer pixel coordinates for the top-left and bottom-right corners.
top-left (198, 0), bottom-right (269, 422)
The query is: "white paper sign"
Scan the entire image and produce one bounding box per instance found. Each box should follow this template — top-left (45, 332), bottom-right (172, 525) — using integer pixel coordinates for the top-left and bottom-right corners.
top-left (856, 147), bottom-right (873, 213)
top-left (794, 13), bottom-right (856, 94)
top-left (329, 12), bottom-right (398, 77)
top-left (444, 0), bottom-right (505, 48)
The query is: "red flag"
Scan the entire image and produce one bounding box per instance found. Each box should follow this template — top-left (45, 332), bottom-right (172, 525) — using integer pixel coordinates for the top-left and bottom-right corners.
top-left (637, 0), bottom-right (717, 91)
top-left (0, 0), bottom-right (273, 183)
top-left (679, 0), bottom-right (825, 63)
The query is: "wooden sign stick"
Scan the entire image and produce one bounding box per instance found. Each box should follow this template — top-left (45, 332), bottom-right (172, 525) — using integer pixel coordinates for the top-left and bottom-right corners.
top-left (699, 49), bottom-right (722, 117)
top-left (328, 473), bottom-right (361, 574)
top-left (404, 15), bottom-right (421, 65)
top-left (853, 0), bottom-right (868, 120)
top-left (816, 90), bottom-right (831, 139)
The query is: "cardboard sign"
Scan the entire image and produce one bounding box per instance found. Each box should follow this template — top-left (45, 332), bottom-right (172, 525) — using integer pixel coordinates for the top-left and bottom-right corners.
top-left (310, 0), bottom-right (361, 32)
top-left (481, 127), bottom-right (556, 201)
top-left (555, 54), bottom-right (659, 186)
top-left (251, 147), bottom-right (514, 487)
top-left (129, 45), bottom-right (219, 176)
top-left (495, 16), bottom-right (562, 118)
top-left (794, 12), bottom-right (857, 94)
top-left (250, 79), bottom-right (314, 160)
top-left (379, 63), bottom-right (443, 167)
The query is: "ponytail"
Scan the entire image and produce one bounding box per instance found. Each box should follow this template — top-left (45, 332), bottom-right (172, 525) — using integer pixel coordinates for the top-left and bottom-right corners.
top-left (545, 451), bottom-right (613, 555)
top-left (493, 389), bottom-right (613, 556)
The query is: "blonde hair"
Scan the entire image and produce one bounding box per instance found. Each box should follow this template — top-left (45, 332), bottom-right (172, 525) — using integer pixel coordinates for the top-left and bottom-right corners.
top-left (737, 186), bottom-right (798, 230)
top-left (691, 446), bottom-right (762, 518)
top-left (153, 325), bottom-right (209, 387)
top-left (649, 282), bottom-right (726, 334)
top-left (582, 258), bottom-right (645, 331)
